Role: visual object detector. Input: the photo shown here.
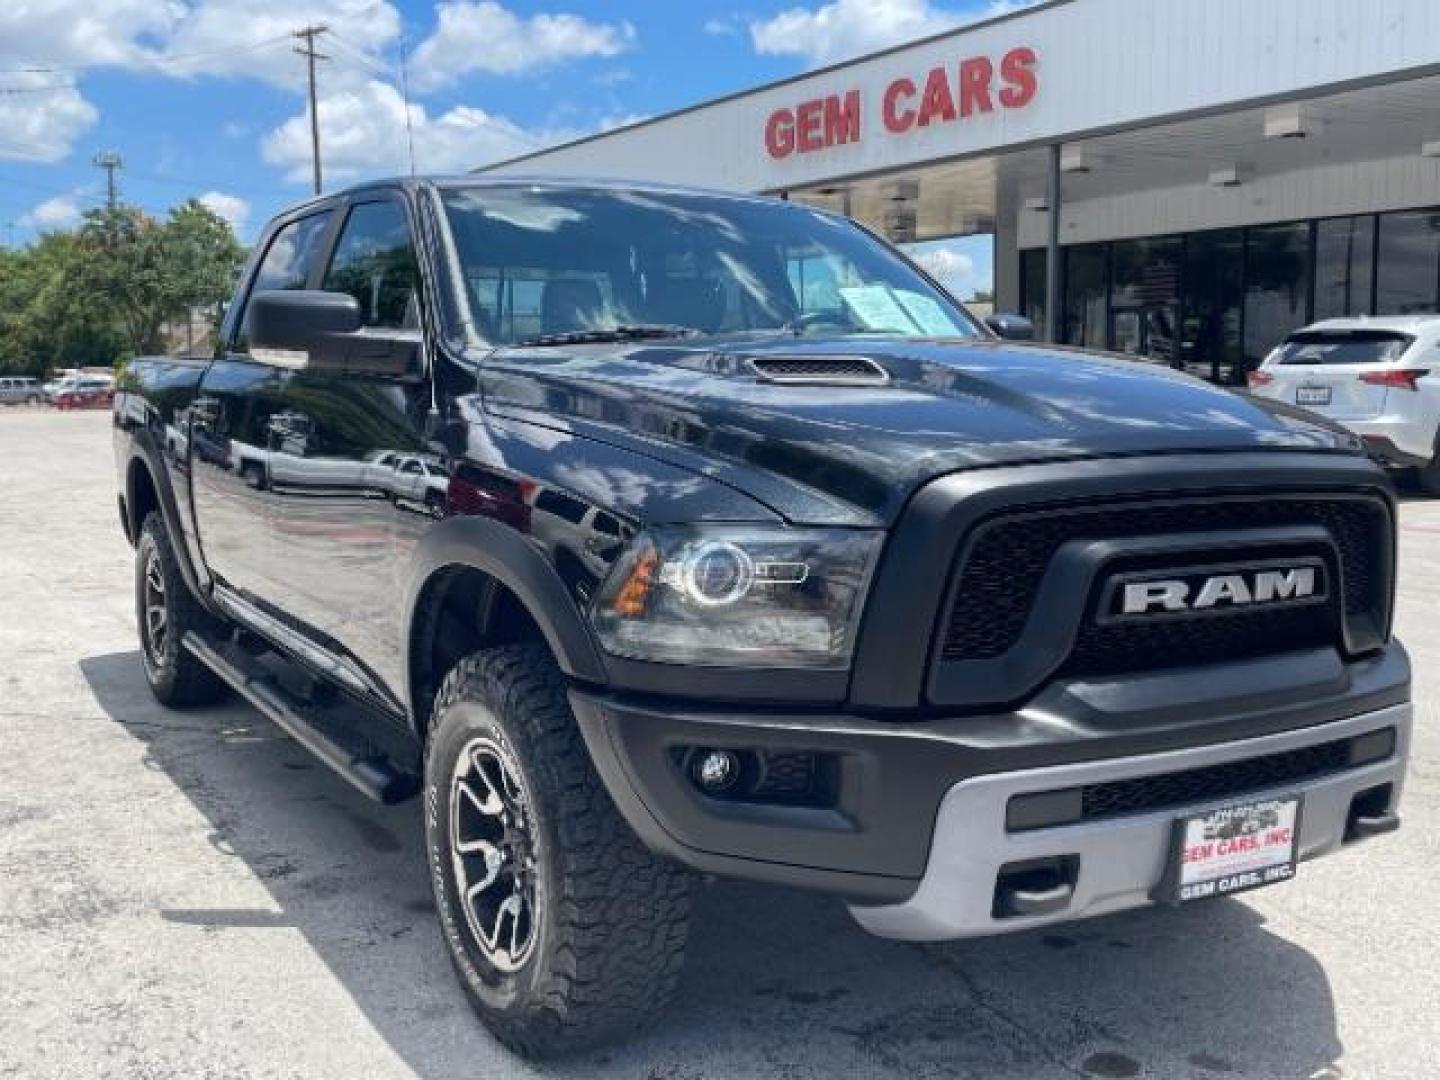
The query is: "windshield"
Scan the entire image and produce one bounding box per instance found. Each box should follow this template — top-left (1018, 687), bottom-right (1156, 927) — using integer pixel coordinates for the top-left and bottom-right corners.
top-left (439, 185), bottom-right (981, 345)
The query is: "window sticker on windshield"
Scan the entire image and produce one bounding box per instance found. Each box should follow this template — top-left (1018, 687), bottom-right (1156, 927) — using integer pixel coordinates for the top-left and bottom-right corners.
top-left (838, 286), bottom-right (918, 332)
top-left (894, 291), bottom-right (958, 336)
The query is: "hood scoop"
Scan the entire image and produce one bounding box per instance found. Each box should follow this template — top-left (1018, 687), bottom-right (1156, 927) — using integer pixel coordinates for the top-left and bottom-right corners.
top-left (747, 354), bottom-right (890, 386)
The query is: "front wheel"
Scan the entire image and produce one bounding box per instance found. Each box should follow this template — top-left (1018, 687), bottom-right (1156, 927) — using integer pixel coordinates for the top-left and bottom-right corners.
top-left (425, 645), bottom-right (691, 1057)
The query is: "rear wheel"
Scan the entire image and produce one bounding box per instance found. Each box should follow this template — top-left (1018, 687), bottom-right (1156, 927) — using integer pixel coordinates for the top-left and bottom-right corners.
top-left (425, 645), bottom-right (691, 1057)
top-left (136, 512), bottom-right (228, 706)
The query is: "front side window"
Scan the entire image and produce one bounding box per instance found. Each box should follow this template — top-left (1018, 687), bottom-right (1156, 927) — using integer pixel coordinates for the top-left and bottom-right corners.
top-left (323, 200), bottom-right (420, 329)
top-left (236, 211), bottom-right (333, 350)
top-left (439, 186), bottom-right (980, 344)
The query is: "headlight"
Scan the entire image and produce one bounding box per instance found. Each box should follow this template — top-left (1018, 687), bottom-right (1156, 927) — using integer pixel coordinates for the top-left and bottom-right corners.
top-left (589, 527), bottom-right (883, 668)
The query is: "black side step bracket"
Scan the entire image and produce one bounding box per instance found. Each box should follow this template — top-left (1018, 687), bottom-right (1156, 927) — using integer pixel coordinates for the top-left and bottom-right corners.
top-left (182, 631), bottom-right (421, 805)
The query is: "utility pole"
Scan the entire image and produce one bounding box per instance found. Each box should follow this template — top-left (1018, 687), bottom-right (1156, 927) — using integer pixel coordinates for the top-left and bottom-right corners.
top-left (93, 151), bottom-right (123, 210)
top-left (293, 24), bottom-right (329, 195)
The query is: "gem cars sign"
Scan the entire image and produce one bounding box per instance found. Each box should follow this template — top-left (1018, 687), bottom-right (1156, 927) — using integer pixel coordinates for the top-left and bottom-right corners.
top-left (764, 46), bottom-right (1038, 160)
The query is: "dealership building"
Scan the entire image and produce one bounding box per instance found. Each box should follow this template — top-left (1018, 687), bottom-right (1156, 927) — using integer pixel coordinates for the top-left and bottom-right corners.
top-left (484, 0), bottom-right (1440, 384)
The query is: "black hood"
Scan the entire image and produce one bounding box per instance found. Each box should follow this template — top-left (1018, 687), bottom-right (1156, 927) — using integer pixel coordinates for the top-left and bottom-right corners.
top-left (479, 335), bottom-right (1362, 525)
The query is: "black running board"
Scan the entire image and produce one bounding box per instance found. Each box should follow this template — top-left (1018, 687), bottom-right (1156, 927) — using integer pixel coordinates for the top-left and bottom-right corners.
top-left (182, 631), bottom-right (421, 805)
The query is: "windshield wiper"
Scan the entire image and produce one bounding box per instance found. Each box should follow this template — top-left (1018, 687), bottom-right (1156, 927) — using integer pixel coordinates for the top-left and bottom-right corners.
top-left (514, 324), bottom-right (701, 347)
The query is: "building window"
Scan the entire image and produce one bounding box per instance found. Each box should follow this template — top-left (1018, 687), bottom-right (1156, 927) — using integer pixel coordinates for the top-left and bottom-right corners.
top-left (1243, 222), bottom-right (1311, 377)
top-left (1020, 249), bottom-right (1047, 335)
top-left (1110, 237), bottom-right (1182, 366)
top-left (1064, 244), bottom-right (1108, 349)
top-left (1181, 229), bottom-right (1244, 384)
top-left (1375, 210), bottom-right (1440, 315)
top-left (1313, 215), bottom-right (1375, 321)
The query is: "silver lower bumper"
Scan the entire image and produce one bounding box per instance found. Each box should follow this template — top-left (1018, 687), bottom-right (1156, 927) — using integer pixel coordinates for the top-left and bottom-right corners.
top-left (850, 702), bottom-right (1411, 940)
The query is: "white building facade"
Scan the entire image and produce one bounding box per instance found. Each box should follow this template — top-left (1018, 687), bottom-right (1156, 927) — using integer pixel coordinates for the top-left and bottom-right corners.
top-left (484, 0), bottom-right (1440, 383)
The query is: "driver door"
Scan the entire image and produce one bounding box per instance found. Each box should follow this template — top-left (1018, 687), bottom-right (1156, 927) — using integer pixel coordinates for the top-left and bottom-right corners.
top-left (260, 193), bottom-right (435, 703)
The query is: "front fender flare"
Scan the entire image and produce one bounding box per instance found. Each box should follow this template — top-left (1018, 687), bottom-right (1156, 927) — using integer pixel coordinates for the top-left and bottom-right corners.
top-left (402, 515), bottom-right (611, 715)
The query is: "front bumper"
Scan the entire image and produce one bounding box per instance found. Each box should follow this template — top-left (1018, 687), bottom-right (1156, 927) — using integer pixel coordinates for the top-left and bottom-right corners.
top-left (570, 644), bottom-right (1410, 913)
top-left (850, 700), bottom-right (1409, 940)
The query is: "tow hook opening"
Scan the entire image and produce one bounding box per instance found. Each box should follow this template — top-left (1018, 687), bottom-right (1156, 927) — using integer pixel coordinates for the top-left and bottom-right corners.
top-left (1345, 783), bottom-right (1399, 842)
top-left (993, 855), bottom-right (1079, 919)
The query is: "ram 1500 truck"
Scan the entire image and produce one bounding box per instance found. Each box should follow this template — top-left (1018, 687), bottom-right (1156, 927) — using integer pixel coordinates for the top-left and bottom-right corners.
top-left (114, 177), bottom-right (1411, 1057)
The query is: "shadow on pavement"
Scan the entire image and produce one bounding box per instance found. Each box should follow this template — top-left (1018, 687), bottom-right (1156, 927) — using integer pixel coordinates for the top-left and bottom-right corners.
top-left (81, 649), bottom-right (1344, 1080)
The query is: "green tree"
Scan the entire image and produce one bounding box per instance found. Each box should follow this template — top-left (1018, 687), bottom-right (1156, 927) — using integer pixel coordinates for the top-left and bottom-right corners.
top-left (0, 198), bottom-right (246, 373)
top-left (0, 232), bottom-right (124, 375)
top-left (69, 200), bottom-right (245, 359)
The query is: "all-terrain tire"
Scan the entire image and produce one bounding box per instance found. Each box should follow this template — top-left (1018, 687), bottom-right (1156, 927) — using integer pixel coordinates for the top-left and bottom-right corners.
top-left (136, 512), bottom-right (228, 706)
top-left (425, 644), bottom-right (691, 1058)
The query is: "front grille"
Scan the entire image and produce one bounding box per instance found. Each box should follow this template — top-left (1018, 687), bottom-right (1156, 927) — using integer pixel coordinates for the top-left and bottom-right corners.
top-left (1006, 729), bottom-right (1393, 832)
top-left (1080, 737), bottom-right (1355, 821)
top-left (940, 496), bottom-right (1386, 669)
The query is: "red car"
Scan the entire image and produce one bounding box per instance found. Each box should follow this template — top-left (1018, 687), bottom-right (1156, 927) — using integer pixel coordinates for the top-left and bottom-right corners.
top-left (53, 376), bottom-right (115, 410)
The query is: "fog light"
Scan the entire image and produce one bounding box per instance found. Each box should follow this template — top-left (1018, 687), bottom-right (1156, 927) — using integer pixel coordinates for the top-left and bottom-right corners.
top-left (693, 749), bottom-right (740, 794)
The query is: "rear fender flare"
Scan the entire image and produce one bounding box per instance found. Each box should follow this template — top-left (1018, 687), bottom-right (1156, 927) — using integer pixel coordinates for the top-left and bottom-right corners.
top-left (124, 431), bottom-right (211, 602)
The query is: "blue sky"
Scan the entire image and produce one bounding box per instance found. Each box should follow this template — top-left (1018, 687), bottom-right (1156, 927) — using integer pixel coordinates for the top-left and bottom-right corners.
top-left (0, 0), bottom-right (1020, 296)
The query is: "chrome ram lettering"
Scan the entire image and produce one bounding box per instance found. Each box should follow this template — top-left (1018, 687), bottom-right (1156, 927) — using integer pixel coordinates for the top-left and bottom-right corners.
top-left (1121, 567), bottom-right (1317, 615)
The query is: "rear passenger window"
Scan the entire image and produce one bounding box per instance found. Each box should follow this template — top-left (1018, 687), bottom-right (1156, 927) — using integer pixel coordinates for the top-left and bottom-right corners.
top-left (323, 201), bottom-right (420, 329)
top-left (235, 211), bottom-right (333, 352)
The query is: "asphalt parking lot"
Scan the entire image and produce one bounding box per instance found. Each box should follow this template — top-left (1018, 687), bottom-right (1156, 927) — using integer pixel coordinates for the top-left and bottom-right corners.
top-left (2, 409), bottom-right (1438, 1080)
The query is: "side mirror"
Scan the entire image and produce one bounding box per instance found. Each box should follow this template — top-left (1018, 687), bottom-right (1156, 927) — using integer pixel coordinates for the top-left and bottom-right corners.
top-left (247, 290), bottom-right (421, 379)
top-left (984, 313), bottom-right (1036, 341)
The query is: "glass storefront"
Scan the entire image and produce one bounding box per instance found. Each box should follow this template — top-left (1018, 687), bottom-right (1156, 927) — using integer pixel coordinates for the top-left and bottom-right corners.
top-left (1020, 205), bottom-right (1440, 385)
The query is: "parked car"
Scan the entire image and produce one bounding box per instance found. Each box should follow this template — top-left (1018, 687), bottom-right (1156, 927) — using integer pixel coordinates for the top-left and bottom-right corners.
top-left (113, 177), bottom-right (1410, 1057)
top-left (54, 374), bottom-right (115, 410)
top-left (1249, 317), bottom-right (1440, 493)
top-left (0, 376), bottom-right (43, 404)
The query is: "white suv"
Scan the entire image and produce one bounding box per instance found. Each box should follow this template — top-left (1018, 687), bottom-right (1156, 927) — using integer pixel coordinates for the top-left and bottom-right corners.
top-left (1249, 317), bottom-right (1440, 494)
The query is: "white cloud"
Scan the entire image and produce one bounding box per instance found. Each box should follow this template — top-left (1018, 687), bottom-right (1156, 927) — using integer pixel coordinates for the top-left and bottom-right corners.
top-left (703, 16), bottom-right (743, 36)
top-left (20, 195), bottom-right (84, 231)
top-left (410, 1), bottom-right (634, 91)
top-left (0, 0), bottom-right (403, 161)
top-left (0, 0), bottom-right (180, 70)
top-left (0, 72), bottom-right (99, 163)
top-left (750, 0), bottom-right (1037, 67)
top-left (197, 191), bottom-right (251, 234)
top-left (910, 243), bottom-right (979, 296)
top-left (153, 0), bottom-right (402, 89)
top-left (0, 1), bottom-right (635, 171)
top-left (261, 79), bottom-right (569, 182)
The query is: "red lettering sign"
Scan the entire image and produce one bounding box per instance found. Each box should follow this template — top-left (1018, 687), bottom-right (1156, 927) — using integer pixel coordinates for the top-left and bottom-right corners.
top-left (999, 46), bottom-right (1038, 108)
top-left (883, 77), bottom-right (917, 133)
top-left (763, 46), bottom-right (1038, 156)
top-left (765, 108), bottom-right (794, 158)
top-left (958, 56), bottom-right (994, 116)
top-left (766, 89), bottom-right (862, 158)
top-left (824, 89), bottom-right (862, 147)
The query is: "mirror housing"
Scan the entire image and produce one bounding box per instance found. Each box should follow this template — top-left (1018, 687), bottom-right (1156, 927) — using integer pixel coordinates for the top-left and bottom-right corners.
top-left (984, 313), bottom-right (1036, 341)
top-left (247, 290), bottom-right (422, 379)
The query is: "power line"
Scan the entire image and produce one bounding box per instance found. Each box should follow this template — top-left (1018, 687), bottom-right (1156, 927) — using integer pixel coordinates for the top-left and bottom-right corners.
top-left (293, 25), bottom-right (330, 196)
top-left (0, 82), bottom-right (78, 96)
top-left (0, 34), bottom-right (294, 77)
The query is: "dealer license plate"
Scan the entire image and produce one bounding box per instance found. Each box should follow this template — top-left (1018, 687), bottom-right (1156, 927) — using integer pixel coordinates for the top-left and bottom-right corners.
top-left (1296, 385), bottom-right (1332, 407)
top-left (1167, 796), bottom-right (1301, 903)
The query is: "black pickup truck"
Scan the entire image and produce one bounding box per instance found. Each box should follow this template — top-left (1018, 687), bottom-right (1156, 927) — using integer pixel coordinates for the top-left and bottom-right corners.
top-left (114, 177), bottom-right (1411, 1056)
